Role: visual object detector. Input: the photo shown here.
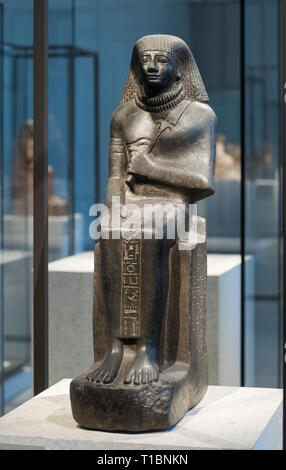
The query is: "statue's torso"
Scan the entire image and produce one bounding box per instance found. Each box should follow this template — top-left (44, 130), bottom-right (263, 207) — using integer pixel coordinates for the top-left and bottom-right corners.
top-left (119, 99), bottom-right (198, 156)
top-left (113, 98), bottom-right (215, 204)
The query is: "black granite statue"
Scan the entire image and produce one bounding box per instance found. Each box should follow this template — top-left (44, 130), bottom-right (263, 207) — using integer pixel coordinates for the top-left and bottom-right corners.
top-left (70, 34), bottom-right (216, 431)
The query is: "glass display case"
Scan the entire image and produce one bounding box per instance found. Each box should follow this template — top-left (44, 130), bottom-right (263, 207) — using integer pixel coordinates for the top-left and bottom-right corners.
top-left (244, 0), bottom-right (282, 387)
top-left (0, 0), bottom-right (98, 414)
top-left (2, 41), bottom-right (98, 260)
top-left (0, 0), bottom-right (34, 415)
top-left (48, 44), bottom-right (99, 257)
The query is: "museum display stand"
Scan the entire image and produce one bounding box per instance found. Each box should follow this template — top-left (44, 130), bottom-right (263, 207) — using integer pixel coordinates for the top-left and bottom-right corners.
top-left (4, 214), bottom-right (84, 262)
top-left (0, 379), bottom-right (281, 450)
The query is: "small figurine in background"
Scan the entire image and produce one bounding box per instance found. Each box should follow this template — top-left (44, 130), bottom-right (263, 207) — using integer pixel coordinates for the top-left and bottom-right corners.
top-left (11, 120), bottom-right (69, 216)
top-left (215, 134), bottom-right (240, 181)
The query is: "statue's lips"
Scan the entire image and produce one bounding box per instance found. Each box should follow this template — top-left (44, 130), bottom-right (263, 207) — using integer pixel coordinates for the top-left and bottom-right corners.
top-left (146, 75), bottom-right (161, 81)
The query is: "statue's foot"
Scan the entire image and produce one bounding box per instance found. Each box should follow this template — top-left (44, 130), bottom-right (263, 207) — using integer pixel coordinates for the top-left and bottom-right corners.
top-left (86, 339), bottom-right (123, 384)
top-left (124, 347), bottom-right (159, 385)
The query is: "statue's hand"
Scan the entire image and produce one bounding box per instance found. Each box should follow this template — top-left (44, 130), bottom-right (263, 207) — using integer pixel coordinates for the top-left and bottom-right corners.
top-left (126, 150), bottom-right (155, 191)
top-left (127, 151), bottom-right (154, 177)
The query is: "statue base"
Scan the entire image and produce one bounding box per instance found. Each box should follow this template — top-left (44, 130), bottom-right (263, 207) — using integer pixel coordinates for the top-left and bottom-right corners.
top-left (70, 363), bottom-right (207, 432)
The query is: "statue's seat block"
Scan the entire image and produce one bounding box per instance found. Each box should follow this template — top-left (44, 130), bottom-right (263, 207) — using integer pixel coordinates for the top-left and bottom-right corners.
top-left (70, 229), bottom-right (208, 432)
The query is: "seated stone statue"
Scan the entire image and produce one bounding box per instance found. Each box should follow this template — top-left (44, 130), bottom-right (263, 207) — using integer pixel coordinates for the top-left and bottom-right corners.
top-left (70, 34), bottom-right (216, 432)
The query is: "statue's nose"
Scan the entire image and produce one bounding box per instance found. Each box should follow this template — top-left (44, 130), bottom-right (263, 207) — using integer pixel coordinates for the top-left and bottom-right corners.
top-left (147, 60), bottom-right (158, 72)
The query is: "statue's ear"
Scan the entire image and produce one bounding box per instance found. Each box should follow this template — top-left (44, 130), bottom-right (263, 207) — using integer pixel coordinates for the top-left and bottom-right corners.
top-left (176, 65), bottom-right (183, 79)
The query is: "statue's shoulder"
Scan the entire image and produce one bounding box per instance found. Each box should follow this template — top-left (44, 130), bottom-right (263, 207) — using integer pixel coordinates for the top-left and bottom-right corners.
top-left (110, 100), bottom-right (137, 130)
top-left (186, 101), bottom-right (217, 125)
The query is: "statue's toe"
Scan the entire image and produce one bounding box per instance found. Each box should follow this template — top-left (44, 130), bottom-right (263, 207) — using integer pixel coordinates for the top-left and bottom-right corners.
top-left (142, 371), bottom-right (148, 384)
top-left (124, 370), bottom-right (134, 384)
top-left (124, 362), bottom-right (159, 385)
top-left (95, 368), bottom-right (107, 383)
top-left (148, 368), bottom-right (159, 384)
top-left (86, 369), bottom-right (98, 382)
top-left (103, 369), bottom-right (117, 383)
top-left (86, 372), bottom-right (93, 382)
top-left (134, 371), bottom-right (142, 385)
top-left (147, 371), bottom-right (153, 383)
top-left (86, 349), bottom-right (123, 384)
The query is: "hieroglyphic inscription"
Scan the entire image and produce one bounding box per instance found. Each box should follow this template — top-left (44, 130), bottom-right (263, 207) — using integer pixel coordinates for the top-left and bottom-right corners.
top-left (120, 239), bottom-right (141, 338)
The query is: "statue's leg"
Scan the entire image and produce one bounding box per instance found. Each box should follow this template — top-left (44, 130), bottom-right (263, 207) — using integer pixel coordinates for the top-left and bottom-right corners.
top-left (86, 233), bottom-right (174, 385)
top-left (86, 238), bottom-right (124, 384)
top-left (124, 237), bottom-right (174, 385)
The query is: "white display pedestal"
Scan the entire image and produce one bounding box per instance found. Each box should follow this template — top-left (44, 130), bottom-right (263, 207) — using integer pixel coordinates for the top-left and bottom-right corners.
top-left (207, 254), bottom-right (254, 386)
top-left (4, 214), bottom-right (84, 261)
top-left (48, 252), bottom-right (94, 385)
top-left (0, 379), bottom-right (282, 450)
top-left (48, 252), bottom-right (254, 387)
top-left (1, 250), bottom-right (32, 363)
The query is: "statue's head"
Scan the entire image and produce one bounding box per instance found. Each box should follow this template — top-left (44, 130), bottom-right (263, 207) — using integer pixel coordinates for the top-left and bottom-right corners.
top-left (134, 36), bottom-right (185, 95)
top-left (121, 34), bottom-right (209, 104)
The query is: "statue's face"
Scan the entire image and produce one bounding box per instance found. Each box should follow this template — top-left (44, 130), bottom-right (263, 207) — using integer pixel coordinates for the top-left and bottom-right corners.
top-left (138, 50), bottom-right (180, 93)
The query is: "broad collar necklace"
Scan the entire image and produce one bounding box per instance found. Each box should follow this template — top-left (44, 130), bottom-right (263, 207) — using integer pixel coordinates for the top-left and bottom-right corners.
top-left (135, 82), bottom-right (185, 113)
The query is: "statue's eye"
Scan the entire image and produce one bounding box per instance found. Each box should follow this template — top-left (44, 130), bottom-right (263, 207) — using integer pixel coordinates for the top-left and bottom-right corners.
top-left (142, 56), bottom-right (150, 63)
top-left (157, 56), bottom-right (169, 63)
